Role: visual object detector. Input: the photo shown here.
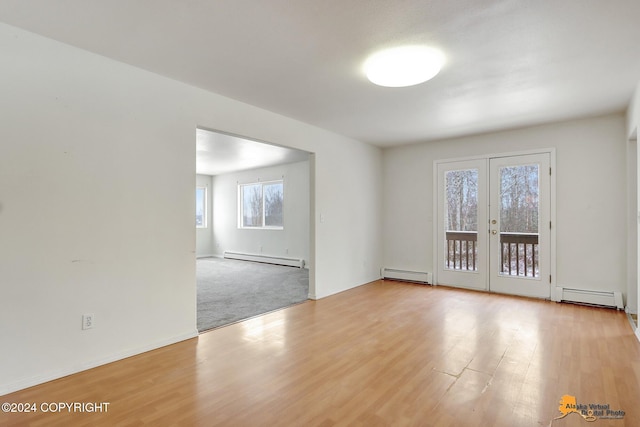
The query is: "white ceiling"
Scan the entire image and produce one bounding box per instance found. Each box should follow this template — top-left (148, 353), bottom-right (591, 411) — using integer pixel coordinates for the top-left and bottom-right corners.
top-left (196, 129), bottom-right (309, 176)
top-left (1, 1), bottom-right (639, 147)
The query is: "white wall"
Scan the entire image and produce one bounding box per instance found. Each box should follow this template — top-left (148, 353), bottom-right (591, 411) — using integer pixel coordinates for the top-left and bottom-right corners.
top-left (383, 114), bottom-right (628, 297)
top-left (627, 81), bottom-right (640, 140)
top-left (627, 140), bottom-right (637, 314)
top-left (211, 161), bottom-right (310, 264)
top-left (628, 81), bottom-right (640, 331)
top-left (196, 174), bottom-right (214, 257)
top-left (314, 140), bottom-right (382, 299)
top-left (0, 23), bottom-right (382, 395)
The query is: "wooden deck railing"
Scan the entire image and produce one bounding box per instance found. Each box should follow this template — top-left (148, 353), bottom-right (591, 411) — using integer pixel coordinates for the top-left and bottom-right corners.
top-left (445, 231), bottom-right (539, 277)
top-left (445, 231), bottom-right (477, 271)
top-left (500, 232), bottom-right (539, 277)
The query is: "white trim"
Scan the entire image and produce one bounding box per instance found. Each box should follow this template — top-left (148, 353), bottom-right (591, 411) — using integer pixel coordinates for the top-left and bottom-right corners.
top-left (0, 330), bottom-right (198, 396)
top-left (432, 162), bottom-right (439, 287)
top-left (549, 149), bottom-right (558, 299)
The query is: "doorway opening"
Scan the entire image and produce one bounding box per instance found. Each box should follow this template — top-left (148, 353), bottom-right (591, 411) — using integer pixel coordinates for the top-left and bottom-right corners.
top-left (195, 127), bottom-right (314, 332)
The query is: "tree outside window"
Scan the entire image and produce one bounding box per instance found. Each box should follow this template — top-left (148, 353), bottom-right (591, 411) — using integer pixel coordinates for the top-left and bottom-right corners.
top-left (239, 180), bottom-right (284, 228)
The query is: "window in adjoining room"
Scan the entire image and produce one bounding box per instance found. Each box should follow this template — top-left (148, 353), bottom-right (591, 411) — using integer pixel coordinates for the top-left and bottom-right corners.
top-left (239, 180), bottom-right (284, 229)
top-left (196, 186), bottom-right (207, 228)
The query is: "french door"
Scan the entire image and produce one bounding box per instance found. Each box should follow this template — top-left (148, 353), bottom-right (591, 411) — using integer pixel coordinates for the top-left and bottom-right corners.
top-left (436, 152), bottom-right (551, 299)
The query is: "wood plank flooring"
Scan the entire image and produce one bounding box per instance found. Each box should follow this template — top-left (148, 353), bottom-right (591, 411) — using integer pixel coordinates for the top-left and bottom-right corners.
top-left (2, 280), bottom-right (640, 426)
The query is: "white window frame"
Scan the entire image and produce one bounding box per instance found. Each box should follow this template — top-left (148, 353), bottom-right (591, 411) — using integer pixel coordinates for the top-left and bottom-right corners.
top-left (196, 186), bottom-right (207, 228)
top-left (238, 180), bottom-right (284, 229)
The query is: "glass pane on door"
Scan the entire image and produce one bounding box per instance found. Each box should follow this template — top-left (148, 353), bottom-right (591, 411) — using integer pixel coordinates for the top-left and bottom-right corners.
top-left (444, 169), bottom-right (478, 271)
top-left (499, 164), bottom-right (539, 277)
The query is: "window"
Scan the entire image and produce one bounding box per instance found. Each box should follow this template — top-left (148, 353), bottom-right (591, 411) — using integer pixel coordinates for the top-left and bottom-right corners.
top-left (239, 180), bottom-right (284, 229)
top-left (196, 187), bottom-right (207, 228)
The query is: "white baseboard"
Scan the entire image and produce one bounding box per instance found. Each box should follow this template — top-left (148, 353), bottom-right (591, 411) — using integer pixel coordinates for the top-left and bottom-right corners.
top-left (555, 286), bottom-right (623, 310)
top-left (1, 330), bottom-right (198, 396)
top-left (381, 267), bottom-right (431, 284)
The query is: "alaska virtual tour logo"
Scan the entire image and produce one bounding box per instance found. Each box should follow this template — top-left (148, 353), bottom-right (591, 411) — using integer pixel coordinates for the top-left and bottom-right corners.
top-left (555, 395), bottom-right (625, 422)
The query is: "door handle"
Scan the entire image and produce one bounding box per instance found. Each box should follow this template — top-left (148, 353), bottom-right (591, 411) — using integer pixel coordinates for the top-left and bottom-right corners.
top-left (491, 230), bottom-right (497, 235)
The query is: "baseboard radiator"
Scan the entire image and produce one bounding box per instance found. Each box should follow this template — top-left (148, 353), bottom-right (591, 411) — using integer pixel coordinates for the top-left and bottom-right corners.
top-left (556, 287), bottom-right (623, 310)
top-left (224, 251), bottom-right (305, 268)
top-left (381, 268), bottom-right (432, 285)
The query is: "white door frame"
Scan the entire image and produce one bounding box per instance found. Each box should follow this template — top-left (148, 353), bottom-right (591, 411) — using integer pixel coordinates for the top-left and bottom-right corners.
top-left (432, 148), bottom-right (557, 300)
top-left (435, 158), bottom-right (488, 290)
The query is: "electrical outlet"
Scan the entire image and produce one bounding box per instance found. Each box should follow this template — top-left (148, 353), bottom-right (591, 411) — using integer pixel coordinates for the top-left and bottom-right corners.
top-left (82, 313), bottom-right (94, 330)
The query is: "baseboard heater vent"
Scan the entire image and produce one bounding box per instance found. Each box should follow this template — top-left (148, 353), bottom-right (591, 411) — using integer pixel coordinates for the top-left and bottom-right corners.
top-left (556, 287), bottom-right (623, 310)
top-left (224, 251), bottom-right (304, 268)
top-left (382, 268), bottom-right (432, 285)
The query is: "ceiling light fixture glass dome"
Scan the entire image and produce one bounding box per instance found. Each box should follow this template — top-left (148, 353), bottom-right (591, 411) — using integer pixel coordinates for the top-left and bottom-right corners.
top-left (364, 45), bottom-right (445, 88)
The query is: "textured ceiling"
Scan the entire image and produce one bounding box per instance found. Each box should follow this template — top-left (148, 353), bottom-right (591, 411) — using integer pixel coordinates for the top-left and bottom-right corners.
top-left (1, 0), bottom-right (639, 147)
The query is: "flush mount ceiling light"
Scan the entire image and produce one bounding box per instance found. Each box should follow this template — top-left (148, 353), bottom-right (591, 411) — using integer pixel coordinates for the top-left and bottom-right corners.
top-left (364, 46), bottom-right (444, 88)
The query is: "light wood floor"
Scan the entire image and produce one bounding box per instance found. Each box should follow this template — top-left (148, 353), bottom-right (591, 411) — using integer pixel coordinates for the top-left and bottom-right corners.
top-left (2, 280), bottom-right (640, 426)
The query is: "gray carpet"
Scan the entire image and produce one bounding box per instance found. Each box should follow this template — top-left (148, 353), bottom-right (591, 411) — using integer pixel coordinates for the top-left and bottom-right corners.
top-left (197, 257), bottom-right (309, 332)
